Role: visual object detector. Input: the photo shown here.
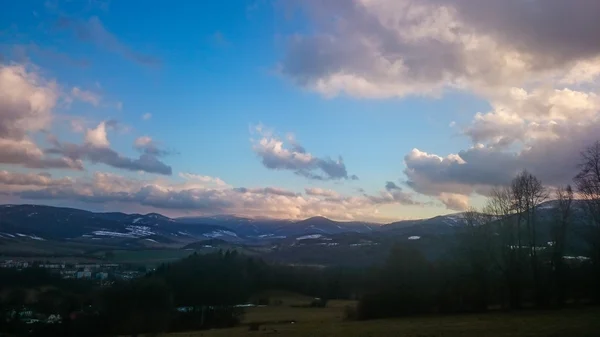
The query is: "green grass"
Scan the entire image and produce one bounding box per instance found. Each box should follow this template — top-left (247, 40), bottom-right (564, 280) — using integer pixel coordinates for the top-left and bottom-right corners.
top-left (166, 306), bottom-right (600, 337)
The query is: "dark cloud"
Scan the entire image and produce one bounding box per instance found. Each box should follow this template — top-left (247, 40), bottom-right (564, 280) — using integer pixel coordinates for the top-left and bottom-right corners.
top-left (404, 119), bottom-right (600, 197)
top-left (279, 0), bottom-right (600, 98)
top-left (431, 0), bottom-right (600, 67)
top-left (385, 181), bottom-right (401, 191)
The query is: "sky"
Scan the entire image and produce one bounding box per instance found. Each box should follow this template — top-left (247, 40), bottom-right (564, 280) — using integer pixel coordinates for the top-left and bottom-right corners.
top-left (1, 0), bottom-right (600, 223)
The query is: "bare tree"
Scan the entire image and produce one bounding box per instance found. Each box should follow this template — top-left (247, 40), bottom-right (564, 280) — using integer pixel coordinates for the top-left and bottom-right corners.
top-left (574, 140), bottom-right (600, 302)
top-left (511, 170), bottom-right (548, 305)
top-left (551, 185), bottom-right (573, 306)
top-left (484, 186), bottom-right (521, 308)
top-left (458, 207), bottom-right (495, 311)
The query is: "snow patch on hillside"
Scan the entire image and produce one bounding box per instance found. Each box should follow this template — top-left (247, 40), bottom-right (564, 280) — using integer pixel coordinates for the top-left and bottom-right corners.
top-left (203, 230), bottom-right (239, 239)
top-left (296, 234), bottom-right (324, 240)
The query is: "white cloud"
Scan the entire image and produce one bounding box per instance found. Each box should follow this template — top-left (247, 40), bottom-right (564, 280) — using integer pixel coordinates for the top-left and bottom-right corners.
top-left (0, 170), bottom-right (72, 187)
top-left (305, 187), bottom-right (339, 198)
top-left (439, 193), bottom-right (469, 211)
top-left (85, 122), bottom-right (110, 148)
top-left (0, 63), bottom-right (57, 140)
top-left (142, 113), bottom-right (152, 120)
top-left (252, 125), bottom-right (356, 180)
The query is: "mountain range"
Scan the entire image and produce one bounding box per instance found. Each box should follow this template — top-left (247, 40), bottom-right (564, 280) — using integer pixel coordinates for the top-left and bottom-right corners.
top-left (0, 201), bottom-right (594, 265)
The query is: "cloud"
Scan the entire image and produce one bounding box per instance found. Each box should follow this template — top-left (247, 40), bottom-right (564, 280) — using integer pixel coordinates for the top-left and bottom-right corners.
top-left (56, 16), bottom-right (160, 66)
top-left (439, 193), bottom-right (469, 211)
top-left (0, 63), bottom-right (83, 169)
top-left (47, 124), bottom-right (173, 175)
top-left (305, 187), bottom-right (339, 198)
top-left (85, 121), bottom-right (110, 147)
top-left (403, 116), bottom-right (600, 204)
top-left (134, 136), bottom-right (171, 157)
top-left (385, 181), bottom-right (401, 191)
top-left (9, 172), bottom-right (411, 222)
top-left (366, 182), bottom-right (422, 206)
top-left (179, 173), bottom-right (226, 185)
top-left (281, 1), bottom-right (600, 207)
top-left (234, 187), bottom-right (299, 197)
top-left (252, 126), bottom-right (356, 180)
top-left (0, 138), bottom-right (83, 169)
top-left (70, 87), bottom-right (100, 106)
top-left (280, 0), bottom-right (600, 98)
top-left (142, 113), bottom-right (152, 120)
top-left (0, 170), bottom-right (72, 187)
top-left (0, 64), bottom-right (57, 140)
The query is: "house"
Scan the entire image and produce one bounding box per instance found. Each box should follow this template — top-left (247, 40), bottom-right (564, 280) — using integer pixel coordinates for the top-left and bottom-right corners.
top-left (96, 272), bottom-right (108, 280)
top-left (76, 271), bottom-right (92, 279)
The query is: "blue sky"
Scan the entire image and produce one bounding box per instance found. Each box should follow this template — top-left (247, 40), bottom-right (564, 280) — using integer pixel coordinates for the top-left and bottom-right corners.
top-left (1, 0), bottom-right (599, 222)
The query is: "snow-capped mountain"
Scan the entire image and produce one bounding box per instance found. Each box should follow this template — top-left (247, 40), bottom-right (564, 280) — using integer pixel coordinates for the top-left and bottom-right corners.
top-left (0, 204), bottom-right (240, 246)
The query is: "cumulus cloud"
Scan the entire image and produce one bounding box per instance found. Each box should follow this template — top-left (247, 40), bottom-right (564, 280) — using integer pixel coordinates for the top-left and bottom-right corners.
top-left (280, 0), bottom-right (600, 98)
top-left (85, 121), bottom-right (110, 147)
top-left (47, 123), bottom-right (173, 175)
top-left (252, 126), bottom-right (356, 180)
top-left (0, 63), bottom-right (83, 169)
top-left (0, 63), bottom-right (57, 140)
top-left (404, 117), bottom-right (600, 204)
top-left (439, 193), bottom-right (469, 212)
top-left (56, 16), bottom-right (160, 66)
top-left (280, 1), bottom-right (600, 207)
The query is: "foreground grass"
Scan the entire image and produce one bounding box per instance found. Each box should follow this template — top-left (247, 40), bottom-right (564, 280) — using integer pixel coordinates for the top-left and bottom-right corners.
top-left (169, 305), bottom-right (600, 337)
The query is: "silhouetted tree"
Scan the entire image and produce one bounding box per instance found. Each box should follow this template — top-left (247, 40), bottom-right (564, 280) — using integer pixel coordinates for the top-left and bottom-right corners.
top-left (551, 185), bottom-right (573, 306)
top-left (574, 140), bottom-right (600, 302)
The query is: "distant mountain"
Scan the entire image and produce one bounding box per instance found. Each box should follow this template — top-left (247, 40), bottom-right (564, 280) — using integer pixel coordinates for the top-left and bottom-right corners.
top-left (0, 204), bottom-right (240, 248)
top-left (1, 201), bottom-right (596, 262)
top-left (177, 215), bottom-right (291, 236)
top-left (178, 215), bottom-right (376, 238)
top-left (271, 216), bottom-right (376, 236)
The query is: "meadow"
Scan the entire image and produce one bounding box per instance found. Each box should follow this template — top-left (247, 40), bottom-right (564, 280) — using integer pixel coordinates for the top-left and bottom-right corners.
top-left (161, 291), bottom-right (600, 337)
top-left (169, 305), bottom-right (600, 337)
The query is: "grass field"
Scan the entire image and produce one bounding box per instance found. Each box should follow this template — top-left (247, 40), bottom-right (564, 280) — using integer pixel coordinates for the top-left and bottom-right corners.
top-left (165, 305), bottom-right (600, 337)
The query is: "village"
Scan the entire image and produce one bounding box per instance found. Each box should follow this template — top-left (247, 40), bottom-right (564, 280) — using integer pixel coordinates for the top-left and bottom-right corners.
top-left (0, 259), bottom-right (145, 282)
top-left (0, 259), bottom-right (146, 325)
